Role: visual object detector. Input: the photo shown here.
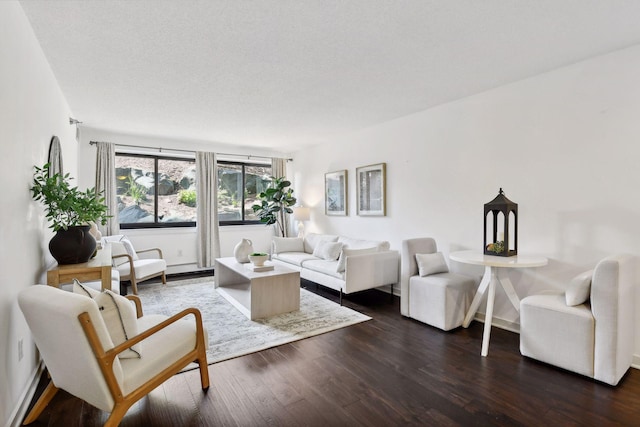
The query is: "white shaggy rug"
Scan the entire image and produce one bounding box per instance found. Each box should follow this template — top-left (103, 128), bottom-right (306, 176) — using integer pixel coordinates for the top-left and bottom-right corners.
top-left (136, 277), bottom-right (371, 365)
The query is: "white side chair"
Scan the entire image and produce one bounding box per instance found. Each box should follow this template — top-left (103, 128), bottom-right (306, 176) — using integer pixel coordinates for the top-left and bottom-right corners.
top-left (103, 235), bottom-right (167, 294)
top-left (520, 254), bottom-right (636, 386)
top-left (401, 237), bottom-right (477, 331)
top-left (18, 285), bottom-right (209, 426)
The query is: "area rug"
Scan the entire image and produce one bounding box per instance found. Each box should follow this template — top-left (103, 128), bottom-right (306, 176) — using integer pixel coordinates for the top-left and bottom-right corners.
top-left (136, 277), bottom-right (371, 365)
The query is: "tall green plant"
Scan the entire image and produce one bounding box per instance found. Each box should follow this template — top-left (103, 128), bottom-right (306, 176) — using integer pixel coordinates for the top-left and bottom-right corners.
top-left (31, 163), bottom-right (110, 231)
top-left (251, 176), bottom-right (297, 237)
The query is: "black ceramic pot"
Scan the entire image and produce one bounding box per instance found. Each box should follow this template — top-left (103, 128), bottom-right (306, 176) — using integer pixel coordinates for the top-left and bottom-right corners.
top-left (49, 225), bottom-right (97, 265)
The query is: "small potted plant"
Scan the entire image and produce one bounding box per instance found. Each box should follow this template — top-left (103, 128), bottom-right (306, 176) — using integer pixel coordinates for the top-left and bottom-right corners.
top-left (248, 252), bottom-right (269, 267)
top-left (31, 163), bottom-right (110, 264)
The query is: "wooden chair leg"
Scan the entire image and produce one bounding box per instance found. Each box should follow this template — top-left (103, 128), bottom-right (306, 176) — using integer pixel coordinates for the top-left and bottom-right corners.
top-left (104, 402), bottom-right (132, 427)
top-left (197, 346), bottom-right (210, 391)
top-left (23, 381), bottom-right (59, 425)
top-left (161, 272), bottom-right (167, 285)
top-left (130, 277), bottom-right (139, 295)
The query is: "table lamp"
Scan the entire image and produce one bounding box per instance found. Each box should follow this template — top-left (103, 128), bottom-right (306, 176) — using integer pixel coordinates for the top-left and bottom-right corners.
top-left (292, 206), bottom-right (310, 238)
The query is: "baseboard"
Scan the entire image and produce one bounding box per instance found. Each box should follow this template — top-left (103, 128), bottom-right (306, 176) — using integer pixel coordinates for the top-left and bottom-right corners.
top-left (6, 361), bottom-right (44, 427)
top-left (632, 355), bottom-right (640, 370)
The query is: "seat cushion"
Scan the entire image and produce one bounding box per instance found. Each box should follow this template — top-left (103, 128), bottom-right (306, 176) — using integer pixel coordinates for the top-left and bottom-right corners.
top-left (117, 258), bottom-right (167, 280)
top-left (120, 314), bottom-right (202, 394)
top-left (302, 259), bottom-right (344, 280)
top-left (520, 291), bottom-right (595, 378)
top-left (408, 273), bottom-right (475, 331)
top-left (272, 252), bottom-right (318, 267)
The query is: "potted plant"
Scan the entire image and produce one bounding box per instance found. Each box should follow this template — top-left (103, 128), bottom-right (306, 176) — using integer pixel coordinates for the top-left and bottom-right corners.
top-left (251, 176), bottom-right (297, 237)
top-left (31, 163), bottom-right (110, 264)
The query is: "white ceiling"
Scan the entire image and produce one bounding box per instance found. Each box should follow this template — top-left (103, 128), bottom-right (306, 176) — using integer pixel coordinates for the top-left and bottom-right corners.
top-left (19, 0), bottom-right (640, 153)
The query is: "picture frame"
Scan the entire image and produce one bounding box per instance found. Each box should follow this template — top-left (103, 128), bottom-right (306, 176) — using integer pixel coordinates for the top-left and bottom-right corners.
top-left (325, 170), bottom-right (348, 216)
top-left (356, 163), bottom-right (386, 216)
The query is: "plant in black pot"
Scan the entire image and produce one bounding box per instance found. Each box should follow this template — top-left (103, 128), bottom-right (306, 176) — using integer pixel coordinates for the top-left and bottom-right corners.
top-left (31, 163), bottom-right (110, 264)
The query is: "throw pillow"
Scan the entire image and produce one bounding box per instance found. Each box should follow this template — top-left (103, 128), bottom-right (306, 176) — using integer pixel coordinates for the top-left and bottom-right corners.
top-left (272, 237), bottom-right (304, 254)
top-left (415, 252), bottom-right (449, 277)
top-left (103, 235), bottom-right (138, 260)
top-left (110, 241), bottom-right (131, 268)
top-left (312, 241), bottom-right (343, 261)
top-left (73, 279), bottom-right (141, 358)
top-left (565, 270), bottom-right (593, 306)
top-left (336, 247), bottom-right (378, 272)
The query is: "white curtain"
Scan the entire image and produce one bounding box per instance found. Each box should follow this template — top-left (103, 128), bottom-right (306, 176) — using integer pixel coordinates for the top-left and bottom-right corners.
top-left (271, 157), bottom-right (291, 237)
top-left (95, 141), bottom-right (119, 236)
top-left (196, 151), bottom-right (221, 267)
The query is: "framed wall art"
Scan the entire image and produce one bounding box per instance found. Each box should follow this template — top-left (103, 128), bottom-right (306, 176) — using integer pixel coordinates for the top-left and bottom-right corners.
top-left (325, 170), bottom-right (347, 216)
top-left (356, 163), bottom-right (386, 216)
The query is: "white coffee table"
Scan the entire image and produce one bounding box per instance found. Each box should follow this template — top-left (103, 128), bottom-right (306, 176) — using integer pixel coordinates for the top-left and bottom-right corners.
top-left (214, 257), bottom-right (300, 320)
top-left (449, 250), bottom-right (548, 356)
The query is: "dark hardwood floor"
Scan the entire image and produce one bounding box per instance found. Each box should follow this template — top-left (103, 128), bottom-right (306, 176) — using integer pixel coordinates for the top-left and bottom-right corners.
top-left (26, 278), bottom-right (640, 426)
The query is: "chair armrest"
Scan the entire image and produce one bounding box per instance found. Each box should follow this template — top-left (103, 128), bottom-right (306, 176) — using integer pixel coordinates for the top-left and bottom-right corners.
top-left (112, 253), bottom-right (133, 267)
top-left (125, 295), bottom-right (143, 318)
top-left (136, 248), bottom-right (164, 259)
top-left (344, 250), bottom-right (400, 293)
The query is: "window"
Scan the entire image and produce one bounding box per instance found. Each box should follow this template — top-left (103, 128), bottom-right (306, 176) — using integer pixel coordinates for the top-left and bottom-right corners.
top-left (218, 161), bottom-right (272, 224)
top-left (116, 154), bottom-right (271, 228)
top-left (116, 154), bottom-right (196, 228)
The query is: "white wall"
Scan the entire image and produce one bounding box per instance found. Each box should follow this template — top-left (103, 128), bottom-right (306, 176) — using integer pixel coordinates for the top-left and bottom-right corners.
top-left (0, 2), bottom-right (78, 425)
top-left (291, 44), bottom-right (640, 357)
top-left (76, 127), bottom-right (290, 272)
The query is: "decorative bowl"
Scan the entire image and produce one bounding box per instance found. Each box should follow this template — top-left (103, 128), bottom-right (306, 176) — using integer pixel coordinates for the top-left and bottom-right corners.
top-left (248, 253), bottom-right (269, 267)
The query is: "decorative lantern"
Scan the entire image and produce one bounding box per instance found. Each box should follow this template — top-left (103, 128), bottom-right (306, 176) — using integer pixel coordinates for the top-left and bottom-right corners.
top-left (484, 188), bottom-right (517, 257)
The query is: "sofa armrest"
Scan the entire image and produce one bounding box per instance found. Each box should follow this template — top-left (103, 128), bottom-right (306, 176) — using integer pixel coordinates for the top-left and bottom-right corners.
top-left (344, 250), bottom-right (400, 294)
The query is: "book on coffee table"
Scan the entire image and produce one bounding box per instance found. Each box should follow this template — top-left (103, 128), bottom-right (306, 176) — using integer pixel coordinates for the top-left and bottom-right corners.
top-left (246, 264), bottom-right (275, 272)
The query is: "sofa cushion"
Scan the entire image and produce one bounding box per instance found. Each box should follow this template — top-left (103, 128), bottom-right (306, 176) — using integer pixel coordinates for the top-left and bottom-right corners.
top-left (272, 237), bottom-right (304, 254)
top-left (336, 247), bottom-right (378, 272)
top-left (338, 236), bottom-right (390, 251)
top-left (415, 252), bottom-right (449, 277)
top-left (302, 259), bottom-right (344, 280)
top-left (103, 235), bottom-right (139, 260)
top-left (312, 241), bottom-right (343, 261)
top-left (304, 233), bottom-right (339, 253)
top-left (566, 270), bottom-right (593, 306)
top-left (272, 252), bottom-right (318, 267)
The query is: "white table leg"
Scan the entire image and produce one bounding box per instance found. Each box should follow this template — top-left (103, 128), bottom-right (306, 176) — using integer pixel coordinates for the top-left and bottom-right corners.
top-left (497, 270), bottom-right (520, 311)
top-left (481, 267), bottom-right (498, 357)
top-left (463, 265), bottom-right (491, 328)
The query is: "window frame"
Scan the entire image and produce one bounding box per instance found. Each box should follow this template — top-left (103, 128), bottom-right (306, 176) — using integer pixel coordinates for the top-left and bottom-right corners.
top-left (116, 153), bottom-right (271, 229)
top-left (217, 160), bottom-right (271, 226)
top-left (116, 153), bottom-right (197, 229)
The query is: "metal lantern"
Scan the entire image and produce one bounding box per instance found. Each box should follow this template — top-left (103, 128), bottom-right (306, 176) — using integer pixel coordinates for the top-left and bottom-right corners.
top-left (484, 188), bottom-right (517, 257)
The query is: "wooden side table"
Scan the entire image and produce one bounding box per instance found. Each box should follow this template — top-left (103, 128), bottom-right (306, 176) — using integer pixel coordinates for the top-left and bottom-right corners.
top-left (47, 245), bottom-right (113, 291)
top-left (449, 250), bottom-right (548, 357)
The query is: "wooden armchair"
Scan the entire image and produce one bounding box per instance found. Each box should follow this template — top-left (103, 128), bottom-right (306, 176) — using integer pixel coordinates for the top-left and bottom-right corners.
top-left (18, 285), bottom-right (209, 426)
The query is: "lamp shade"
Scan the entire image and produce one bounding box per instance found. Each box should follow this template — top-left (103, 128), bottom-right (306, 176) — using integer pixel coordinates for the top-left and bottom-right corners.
top-left (292, 206), bottom-right (310, 221)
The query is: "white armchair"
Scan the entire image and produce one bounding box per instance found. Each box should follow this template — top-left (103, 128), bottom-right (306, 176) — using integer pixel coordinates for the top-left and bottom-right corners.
top-left (18, 284), bottom-right (209, 426)
top-left (103, 235), bottom-right (167, 294)
top-left (401, 238), bottom-right (477, 331)
top-left (520, 254), bottom-right (636, 386)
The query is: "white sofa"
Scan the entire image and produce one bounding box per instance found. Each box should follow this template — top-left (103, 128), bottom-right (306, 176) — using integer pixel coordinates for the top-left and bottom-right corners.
top-left (271, 233), bottom-right (400, 304)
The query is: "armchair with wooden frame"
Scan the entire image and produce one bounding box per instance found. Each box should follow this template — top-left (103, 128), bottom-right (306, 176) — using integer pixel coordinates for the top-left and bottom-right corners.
top-left (18, 285), bottom-right (209, 427)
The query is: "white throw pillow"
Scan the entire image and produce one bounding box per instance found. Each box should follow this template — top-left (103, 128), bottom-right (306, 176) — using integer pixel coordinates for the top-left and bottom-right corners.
top-left (272, 237), bottom-right (304, 254)
top-left (110, 241), bottom-right (131, 267)
top-left (565, 270), bottom-right (593, 306)
top-left (415, 252), bottom-right (449, 277)
top-left (103, 235), bottom-right (138, 260)
top-left (73, 279), bottom-right (141, 358)
top-left (336, 247), bottom-right (378, 272)
top-left (312, 241), bottom-right (343, 261)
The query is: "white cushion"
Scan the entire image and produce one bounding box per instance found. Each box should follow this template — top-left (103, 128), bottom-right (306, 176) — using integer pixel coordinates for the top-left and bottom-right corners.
top-left (116, 258), bottom-right (167, 279)
top-left (312, 241), bottom-right (343, 261)
top-left (272, 237), bottom-right (304, 254)
top-left (336, 247), bottom-right (378, 272)
top-left (304, 233), bottom-right (339, 253)
top-left (110, 241), bottom-right (131, 267)
top-left (338, 236), bottom-right (390, 251)
top-left (73, 281), bottom-right (141, 359)
top-left (565, 270), bottom-right (593, 306)
top-left (103, 235), bottom-right (138, 260)
top-left (301, 259), bottom-right (343, 279)
top-left (415, 252), bottom-right (449, 277)
top-left (272, 252), bottom-right (317, 267)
